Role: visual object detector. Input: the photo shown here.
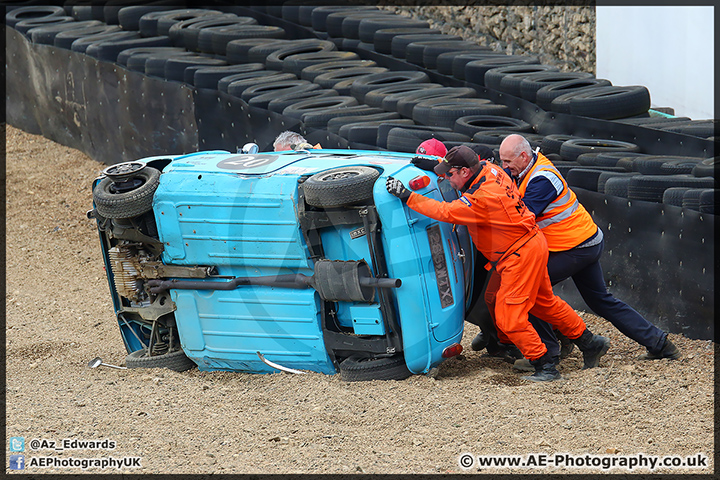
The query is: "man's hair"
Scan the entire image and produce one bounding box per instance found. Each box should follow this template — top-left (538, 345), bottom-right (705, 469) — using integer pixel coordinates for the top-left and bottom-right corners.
top-left (273, 131), bottom-right (307, 150)
top-left (507, 134), bottom-right (533, 158)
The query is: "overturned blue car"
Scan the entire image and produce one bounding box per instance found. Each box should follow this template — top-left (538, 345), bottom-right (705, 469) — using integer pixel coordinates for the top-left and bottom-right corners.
top-left (90, 148), bottom-right (472, 380)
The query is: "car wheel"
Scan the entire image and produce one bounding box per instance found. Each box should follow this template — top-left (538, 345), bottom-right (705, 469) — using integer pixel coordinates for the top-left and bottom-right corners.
top-left (125, 348), bottom-right (196, 372)
top-left (339, 354), bottom-right (412, 381)
top-left (303, 166), bottom-right (379, 208)
top-left (93, 163), bottom-right (160, 219)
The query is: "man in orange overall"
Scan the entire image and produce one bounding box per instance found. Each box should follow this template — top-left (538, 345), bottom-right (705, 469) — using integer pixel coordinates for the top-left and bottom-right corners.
top-left (385, 145), bottom-right (610, 381)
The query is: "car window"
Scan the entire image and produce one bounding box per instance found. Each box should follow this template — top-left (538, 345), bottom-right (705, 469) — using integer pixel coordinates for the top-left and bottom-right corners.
top-left (437, 177), bottom-right (459, 202)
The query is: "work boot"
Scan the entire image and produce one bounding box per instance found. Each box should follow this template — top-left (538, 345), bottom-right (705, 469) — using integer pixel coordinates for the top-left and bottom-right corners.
top-left (571, 329), bottom-right (611, 369)
top-left (486, 343), bottom-right (523, 363)
top-left (555, 329), bottom-right (576, 359)
top-left (470, 331), bottom-right (489, 351)
top-left (521, 353), bottom-right (562, 382)
top-left (514, 355), bottom-right (559, 372)
top-left (640, 337), bottom-right (680, 360)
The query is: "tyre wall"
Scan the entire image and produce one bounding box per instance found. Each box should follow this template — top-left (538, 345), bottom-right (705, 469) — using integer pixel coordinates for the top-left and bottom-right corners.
top-left (5, 6), bottom-right (714, 340)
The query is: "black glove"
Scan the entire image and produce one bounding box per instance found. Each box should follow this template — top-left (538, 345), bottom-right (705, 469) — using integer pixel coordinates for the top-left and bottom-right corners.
top-left (411, 156), bottom-right (439, 172)
top-left (386, 176), bottom-right (411, 202)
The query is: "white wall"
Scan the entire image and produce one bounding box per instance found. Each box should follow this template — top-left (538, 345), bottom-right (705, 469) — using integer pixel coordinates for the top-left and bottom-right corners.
top-left (596, 6), bottom-right (714, 120)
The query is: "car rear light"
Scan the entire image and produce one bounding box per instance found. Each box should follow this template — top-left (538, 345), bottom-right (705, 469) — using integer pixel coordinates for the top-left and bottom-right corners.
top-left (442, 343), bottom-right (463, 358)
top-left (408, 175), bottom-right (431, 190)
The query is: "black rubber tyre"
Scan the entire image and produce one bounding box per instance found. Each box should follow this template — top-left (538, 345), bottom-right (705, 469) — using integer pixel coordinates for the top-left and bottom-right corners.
top-left (412, 98), bottom-right (511, 129)
top-left (423, 42), bottom-right (490, 70)
top-left (536, 79), bottom-right (613, 112)
top-left (632, 156), bottom-right (701, 175)
top-left (324, 9), bottom-right (382, 37)
top-left (245, 81), bottom-right (320, 109)
top-left (692, 157), bottom-right (718, 178)
top-left (339, 354), bottom-right (412, 382)
top-left (567, 85), bottom-right (651, 120)
top-left (340, 12), bottom-right (398, 40)
top-left (446, 52), bottom-right (504, 80)
top-left (349, 71), bottom-right (430, 103)
top-left (15, 16), bottom-right (76, 35)
top-left (226, 72), bottom-right (297, 97)
top-left (303, 166), bottom-right (380, 208)
top-left (53, 25), bottom-right (117, 49)
top-left (454, 115), bottom-right (533, 137)
top-left (540, 134), bottom-right (581, 155)
top-left (339, 121), bottom-right (392, 144)
top-left (581, 151), bottom-right (647, 168)
top-left (472, 130), bottom-right (543, 147)
top-left (627, 175), bottom-right (715, 203)
top-left (190, 63), bottom-right (264, 89)
top-left (282, 96), bottom-right (359, 120)
top-left (464, 56), bottom-right (540, 86)
top-left (373, 27), bottom-right (441, 54)
top-left (393, 87), bottom-right (478, 118)
top-left (597, 172), bottom-right (641, 194)
top-left (558, 139), bottom-right (641, 162)
top-left (363, 83), bottom-right (442, 109)
top-left (69, 30), bottom-right (136, 54)
top-left (29, 20), bottom-right (102, 45)
top-left (358, 16), bottom-right (429, 43)
top-left (484, 64), bottom-right (559, 95)
top-left (698, 189), bottom-right (717, 214)
top-left (662, 187), bottom-right (692, 207)
top-left (681, 188), bottom-right (706, 211)
top-left (299, 60), bottom-right (377, 81)
top-left (126, 348), bottom-right (196, 372)
top-left (85, 35), bottom-right (173, 62)
top-left (155, 9), bottom-right (223, 37)
top-left (387, 127), bottom-right (470, 153)
top-left (312, 67), bottom-right (389, 90)
top-left (390, 33), bottom-right (448, 59)
top-left (264, 40), bottom-right (337, 70)
top-left (603, 176), bottom-right (634, 198)
top-left (658, 120), bottom-right (718, 138)
top-left (281, 51), bottom-right (359, 75)
top-left (327, 112), bottom-right (403, 135)
top-left (566, 167), bottom-right (626, 192)
top-left (164, 55), bottom-right (227, 82)
top-left (118, 6), bottom-right (175, 31)
top-left (6, 5), bottom-right (66, 28)
top-left (132, 50), bottom-right (195, 75)
top-left (402, 38), bottom-right (464, 65)
top-left (267, 89), bottom-right (339, 114)
top-left (519, 71), bottom-right (595, 102)
top-left (168, 14), bottom-right (240, 50)
top-left (311, 6), bottom-right (379, 32)
top-left (302, 106), bottom-right (385, 129)
top-left (93, 166), bottom-right (160, 219)
top-left (226, 38), bottom-right (286, 64)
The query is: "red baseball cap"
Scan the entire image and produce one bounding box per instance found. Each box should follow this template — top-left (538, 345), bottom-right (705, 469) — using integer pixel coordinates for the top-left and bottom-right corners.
top-left (416, 138), bottom-right (447, 157)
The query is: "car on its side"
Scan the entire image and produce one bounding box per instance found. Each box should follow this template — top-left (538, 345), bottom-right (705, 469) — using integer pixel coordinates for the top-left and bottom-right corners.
top-left (89, 148), bottom-right (473, 380)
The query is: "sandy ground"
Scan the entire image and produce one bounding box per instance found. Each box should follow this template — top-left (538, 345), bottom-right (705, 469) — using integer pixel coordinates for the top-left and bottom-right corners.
top-left (5, 125), bottom-right (715, 475)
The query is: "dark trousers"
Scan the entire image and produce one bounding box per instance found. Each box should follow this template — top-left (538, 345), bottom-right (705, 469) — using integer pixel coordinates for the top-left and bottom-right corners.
top-left (528, 238), bottom-right (667, 357)
top-left (465, 249), bottom-right (503, 351)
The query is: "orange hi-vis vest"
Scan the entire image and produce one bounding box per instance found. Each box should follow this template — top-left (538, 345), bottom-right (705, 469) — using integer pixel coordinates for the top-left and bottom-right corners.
top-left (407, 162), bottom-right (538, 265)
top-left (517, 152), bottom-right (597, 251)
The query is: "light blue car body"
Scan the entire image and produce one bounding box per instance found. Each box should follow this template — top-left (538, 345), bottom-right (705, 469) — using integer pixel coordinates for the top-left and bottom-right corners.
top-left (98, 149), bottom-right (473, 376)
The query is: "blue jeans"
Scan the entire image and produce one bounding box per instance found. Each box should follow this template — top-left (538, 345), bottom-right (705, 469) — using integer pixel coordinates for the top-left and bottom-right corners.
top-left (529, 238), bottom-right (667, 357)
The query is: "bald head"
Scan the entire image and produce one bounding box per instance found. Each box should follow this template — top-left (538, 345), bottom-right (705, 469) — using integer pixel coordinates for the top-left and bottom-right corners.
top-left (499, 134), bottom-right (533, 177)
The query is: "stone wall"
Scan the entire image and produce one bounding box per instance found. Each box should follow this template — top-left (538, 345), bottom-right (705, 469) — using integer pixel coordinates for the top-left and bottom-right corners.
top-left (380, 5), bottom-right (596, 74)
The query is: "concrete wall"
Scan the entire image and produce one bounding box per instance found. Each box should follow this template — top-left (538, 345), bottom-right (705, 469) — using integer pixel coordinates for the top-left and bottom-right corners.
top-left (596, 6), bottom-right (715, 120)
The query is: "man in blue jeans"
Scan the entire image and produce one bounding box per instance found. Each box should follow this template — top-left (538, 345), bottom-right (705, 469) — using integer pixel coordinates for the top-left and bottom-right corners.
top-left (497, 134), bottom-right (680, 368)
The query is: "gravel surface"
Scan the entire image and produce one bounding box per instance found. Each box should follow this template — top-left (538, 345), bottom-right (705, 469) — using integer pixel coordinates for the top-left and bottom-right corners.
top-left (5, 125), bottom-right (715, 475)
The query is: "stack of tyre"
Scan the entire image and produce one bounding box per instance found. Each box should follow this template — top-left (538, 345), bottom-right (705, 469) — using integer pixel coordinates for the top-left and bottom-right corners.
top-left (7, 4), bottom-right (716, 213)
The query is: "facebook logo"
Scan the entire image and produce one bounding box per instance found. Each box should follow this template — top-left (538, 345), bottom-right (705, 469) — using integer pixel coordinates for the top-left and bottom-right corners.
top-left (9, 454), bottom-right (25, 470)
top-left (9, 437), bottom-right (24, 452)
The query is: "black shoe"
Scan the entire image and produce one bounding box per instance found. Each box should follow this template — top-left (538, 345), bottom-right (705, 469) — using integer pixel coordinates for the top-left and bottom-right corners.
top-left (572, 329), bottom-right (611, 369)
top-left (555, 330), bottom-right (576, 359)
top-left (522, 353), bottom-right (562, 382)
top-left (640, 337), bottom-right (680, 360)
top-left (486, 343), bottom-right (523, 363)
top-left (470, 331), bottom-right (489, 351)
